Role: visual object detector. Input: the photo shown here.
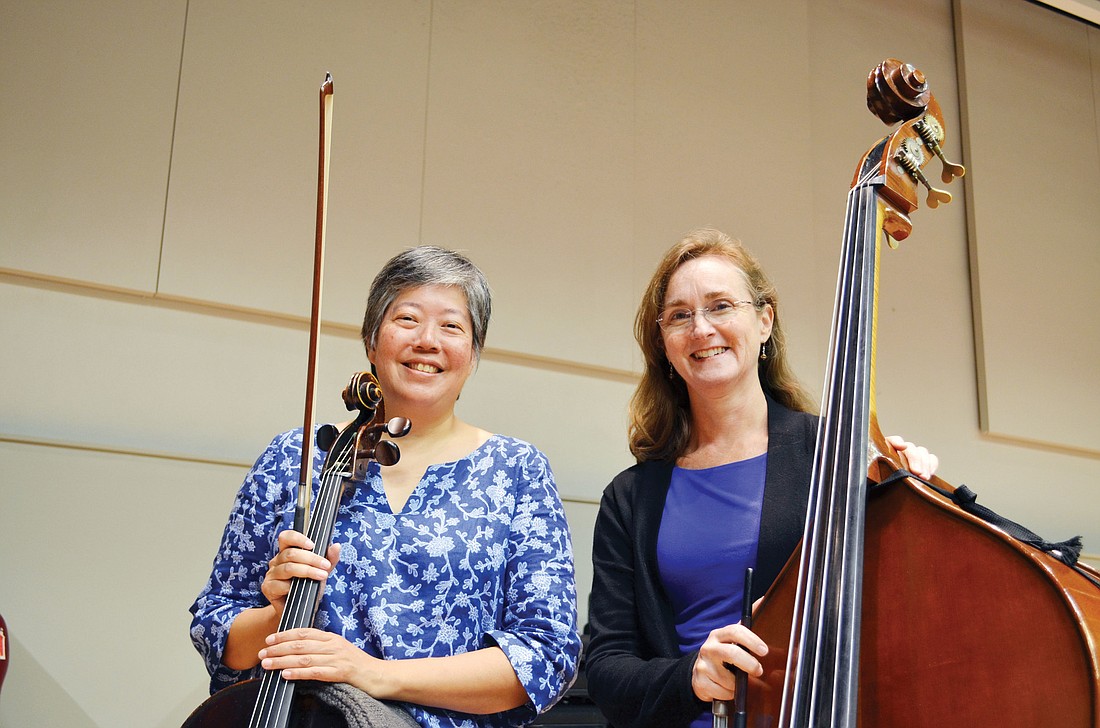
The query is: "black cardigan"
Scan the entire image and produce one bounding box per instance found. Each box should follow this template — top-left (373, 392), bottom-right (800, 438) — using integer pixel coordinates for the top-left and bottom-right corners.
top-left (586, 399), bottom-right (818, 728)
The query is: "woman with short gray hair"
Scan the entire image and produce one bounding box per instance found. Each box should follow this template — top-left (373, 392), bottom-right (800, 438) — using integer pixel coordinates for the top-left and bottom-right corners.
top-left (191, 246), bottom-right (580, 728)
top-left (360, 245), bottom-right (492, 359)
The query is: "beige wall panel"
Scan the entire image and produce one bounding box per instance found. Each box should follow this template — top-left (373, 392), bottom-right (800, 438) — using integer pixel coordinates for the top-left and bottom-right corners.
top-left (457, 358), bottom-right (636, 503)
top-left (160, 1), bottom-right (431, 322)
top-left (1095, 23), bottom-right (1100, 140)
top-left (1, 276), bottom-right (633, 498)
top-left (0, 279), bottom-right (367, 464)
top-left (957, 0), bottom-right (1100, 454)
top-left (419, 1), bottom-right (638, 371)
top-left (1, 272), bottom-right (631, 495)
top-left (0, 441), bottom-right (239, 728)
top-left (0, 1), bottom-right (185, 290)
top-left (632, 2), bottom-right (819, 379)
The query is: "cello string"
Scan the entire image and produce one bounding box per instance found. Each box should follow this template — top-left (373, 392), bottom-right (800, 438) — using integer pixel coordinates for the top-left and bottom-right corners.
top-left (281, 433), bottom-right (357, 634)
top-left (253, 455), bottom-right (342, 725)
top-left (252, 429), bottom-right (358, 726)
top-left (270, 436), bottom-right (358, 724)
top-left (283, 434), bottom-right (355, 629)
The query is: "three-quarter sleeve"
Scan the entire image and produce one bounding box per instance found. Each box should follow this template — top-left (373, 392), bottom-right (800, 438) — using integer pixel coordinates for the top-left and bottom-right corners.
top-left (484, 443), bottom-right (581, 719)
top-left (189, 430), bottom-right (299, 693)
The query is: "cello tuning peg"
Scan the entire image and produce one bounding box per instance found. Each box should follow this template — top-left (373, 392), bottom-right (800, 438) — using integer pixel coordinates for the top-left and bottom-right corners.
top-left (373, 440), bottom-right (401, 467)
top-left (317, 423), bottom-right (340, 452)
top-left (386, 417), bottom-right (412, 438)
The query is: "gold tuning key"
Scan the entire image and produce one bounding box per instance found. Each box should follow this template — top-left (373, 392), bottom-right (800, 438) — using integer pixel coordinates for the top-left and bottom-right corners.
top-left (894, 143), bottom-right (953, 208)
top-left (914, 116), bottom-right (966, 184)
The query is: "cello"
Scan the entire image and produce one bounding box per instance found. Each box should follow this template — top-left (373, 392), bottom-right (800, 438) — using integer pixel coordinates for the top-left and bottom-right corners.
top-left (183, 74), bottom-right (413, 727)
top-left (746, 59), bottom-right (1100, 727)
top-left (182, 373), bottom-right (412, 727)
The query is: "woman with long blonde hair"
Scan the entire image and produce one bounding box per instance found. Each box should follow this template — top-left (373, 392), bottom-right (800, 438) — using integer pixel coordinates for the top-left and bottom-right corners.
top-left (586, 229), bottom-right (935, 728)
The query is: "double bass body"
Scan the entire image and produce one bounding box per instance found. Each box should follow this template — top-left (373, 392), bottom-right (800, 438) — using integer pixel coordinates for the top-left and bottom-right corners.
top-left (751, 461), bottom-right (1100, 727)
top-left (746, 59), bottom-right (1100, 727)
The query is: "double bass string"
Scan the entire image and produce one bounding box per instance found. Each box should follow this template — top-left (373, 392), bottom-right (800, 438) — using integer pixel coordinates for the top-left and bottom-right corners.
top-left (783, 184), bottom-right (877, 725)
top-left (779, 191), bottom-right (846, 722)
top-left (833, 185), bottom-right (878, 722)
top-left (787, 184), bottom-right (860, 721)
top-left (823, 185), bottom-right (877, 723)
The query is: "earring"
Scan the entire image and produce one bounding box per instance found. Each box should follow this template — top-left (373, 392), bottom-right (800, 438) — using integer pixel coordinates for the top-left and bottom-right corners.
top-left (760, 342), bottom-right (768, 360)
top-left (669, 362), bottom-right (676, 379)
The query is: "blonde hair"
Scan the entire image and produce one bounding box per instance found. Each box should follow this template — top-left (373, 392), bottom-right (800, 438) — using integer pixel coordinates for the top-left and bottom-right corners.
top-left (629, 228), bottom-right (817, 462)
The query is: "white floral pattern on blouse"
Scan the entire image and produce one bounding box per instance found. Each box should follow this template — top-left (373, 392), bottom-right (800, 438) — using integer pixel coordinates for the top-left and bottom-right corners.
top-left (190, 429), bottom-right (580, 728)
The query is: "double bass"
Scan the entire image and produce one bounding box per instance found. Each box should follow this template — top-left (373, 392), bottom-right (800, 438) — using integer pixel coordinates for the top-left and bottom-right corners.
top-left (746, 59), bottom-right (1100, 727)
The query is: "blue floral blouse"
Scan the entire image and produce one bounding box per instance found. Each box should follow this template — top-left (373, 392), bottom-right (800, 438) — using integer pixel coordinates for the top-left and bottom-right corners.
top-left (189, 428), bottom-right (581, 728)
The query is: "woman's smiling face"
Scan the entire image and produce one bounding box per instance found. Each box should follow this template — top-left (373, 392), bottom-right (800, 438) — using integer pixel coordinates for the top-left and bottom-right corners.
top-left (367, 284), bottom-right (477, 414)
top-left (661, 255), bottom-right (773, 399)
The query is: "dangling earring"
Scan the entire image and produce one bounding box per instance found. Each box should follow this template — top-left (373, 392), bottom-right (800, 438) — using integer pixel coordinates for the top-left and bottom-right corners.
top-left (669, 362), bottom-right (676, 379)
top-left (760, 341), bottom-right (768, 360)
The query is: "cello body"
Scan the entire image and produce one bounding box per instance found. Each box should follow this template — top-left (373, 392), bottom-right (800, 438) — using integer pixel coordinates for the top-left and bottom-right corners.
top-left (746, 59), bottom-right (1100, 727)
top-left (181, 679), bottom-right (346, 728)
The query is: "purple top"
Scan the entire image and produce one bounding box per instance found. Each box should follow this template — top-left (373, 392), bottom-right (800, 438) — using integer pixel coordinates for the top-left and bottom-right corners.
top-left (657, 454), bottom-right (767, 728)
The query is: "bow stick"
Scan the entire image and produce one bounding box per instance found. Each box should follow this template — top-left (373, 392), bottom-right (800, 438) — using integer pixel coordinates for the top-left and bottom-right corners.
top-left (295, 72), bottom-right (334, 534)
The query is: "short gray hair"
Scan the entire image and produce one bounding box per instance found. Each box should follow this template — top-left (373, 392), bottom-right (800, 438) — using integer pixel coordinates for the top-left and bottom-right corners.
top-left (360, 246), bottom-right (492, 357)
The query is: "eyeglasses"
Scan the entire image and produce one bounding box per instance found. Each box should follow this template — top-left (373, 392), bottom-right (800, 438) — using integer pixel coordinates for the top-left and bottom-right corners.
top-left (657, 300), bottom-right (759, 332)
